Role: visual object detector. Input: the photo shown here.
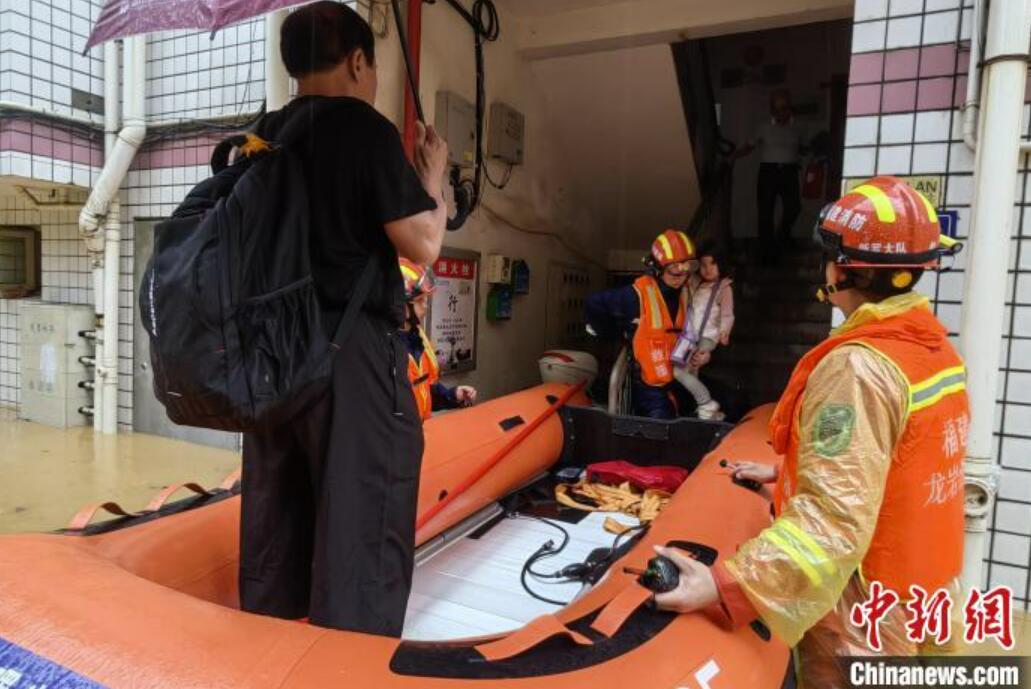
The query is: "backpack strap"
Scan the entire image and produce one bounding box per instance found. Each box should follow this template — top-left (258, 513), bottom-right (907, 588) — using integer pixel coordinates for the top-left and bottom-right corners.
top-left (331, 260), bottom-right (378, 350)
top-left (693, 279), bottom-right (724, 342)
top-left (210, 103), bottom-right (322, 173)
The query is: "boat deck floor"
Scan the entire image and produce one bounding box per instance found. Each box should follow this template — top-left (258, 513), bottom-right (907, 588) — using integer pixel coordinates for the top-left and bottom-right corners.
top-left (403, 510), bottom-right (638, 641)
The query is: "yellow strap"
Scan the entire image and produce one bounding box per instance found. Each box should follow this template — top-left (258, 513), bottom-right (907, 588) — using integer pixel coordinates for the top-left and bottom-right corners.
top-left (852, 184), bottom-right (898, 223)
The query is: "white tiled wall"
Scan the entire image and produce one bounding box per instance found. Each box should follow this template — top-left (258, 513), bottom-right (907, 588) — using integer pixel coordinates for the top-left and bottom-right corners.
top-left (0, 196), bottom-right (96, 411)
top-left (146, 20), bottom-right (266, 124)
top-left (0, 0), bottom-right (105, 118)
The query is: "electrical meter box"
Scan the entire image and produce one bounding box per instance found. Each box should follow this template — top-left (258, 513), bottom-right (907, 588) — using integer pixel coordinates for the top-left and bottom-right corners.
top-left (435, 91), bottom-right (476, 168)
top-left (487, 101), bottom-right (525, 165)
top-left (19, 302), bottom-right (94, 428)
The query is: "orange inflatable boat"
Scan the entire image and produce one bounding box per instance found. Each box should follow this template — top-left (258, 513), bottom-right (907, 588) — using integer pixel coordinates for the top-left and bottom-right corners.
top-left (0, 383), bottom-right (790, 688)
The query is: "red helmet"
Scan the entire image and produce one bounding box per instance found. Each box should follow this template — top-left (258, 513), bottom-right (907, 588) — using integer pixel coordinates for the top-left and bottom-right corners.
top-left (399, 258), bottom-right (436, 302)
top-left (649, 229), bottom-right (696, 267)
top-left (816, 176), bottom-right (960, 268)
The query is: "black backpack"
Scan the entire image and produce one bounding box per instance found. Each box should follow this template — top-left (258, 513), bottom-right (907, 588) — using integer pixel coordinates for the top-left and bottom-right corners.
top-left (138, 111), bottom-right (375, 432)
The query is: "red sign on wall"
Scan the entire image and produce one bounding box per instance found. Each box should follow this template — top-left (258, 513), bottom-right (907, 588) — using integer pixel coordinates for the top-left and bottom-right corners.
top-left (434, 258), bottom-right (476, 280)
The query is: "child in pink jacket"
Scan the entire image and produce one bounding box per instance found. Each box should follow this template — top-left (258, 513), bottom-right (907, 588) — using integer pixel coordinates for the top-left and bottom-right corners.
top-left (672, 249), bottom-right (734, 420)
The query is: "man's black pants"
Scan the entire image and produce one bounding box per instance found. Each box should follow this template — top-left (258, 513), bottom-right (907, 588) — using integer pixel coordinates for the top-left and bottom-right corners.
top-left (757, 162), bottom-right (802, 261)
top-left (239, 311), bottom-right (424, 636)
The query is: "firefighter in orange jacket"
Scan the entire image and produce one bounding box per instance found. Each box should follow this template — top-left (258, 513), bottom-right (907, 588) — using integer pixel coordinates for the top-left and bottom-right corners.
top-left (585, 229), bottom-right (697, 419)
top-left (652, 177), bottom-right (968, 686)
top-left (400, 259), bottom-right (477, 420)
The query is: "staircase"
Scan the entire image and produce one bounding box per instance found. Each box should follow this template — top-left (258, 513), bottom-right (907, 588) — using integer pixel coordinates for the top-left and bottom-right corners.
top-left (671, 37), bottom-right (833, 420)
top-left (701, 239), bottom-right (832, 420)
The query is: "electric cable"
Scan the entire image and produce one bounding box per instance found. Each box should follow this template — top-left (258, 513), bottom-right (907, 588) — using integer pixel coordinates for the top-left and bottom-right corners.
top-left (479, 202), bottom-right (607, 270)
top-left (390, 0), bottom-right (426, 123)
top-left (428, 0), bottom-right (501, 226)
top-left (512, 511), bottom-right (649, 607)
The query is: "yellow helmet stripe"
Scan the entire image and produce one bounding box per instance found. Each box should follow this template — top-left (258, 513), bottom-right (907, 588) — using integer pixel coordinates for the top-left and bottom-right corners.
top-left (853, 184), bottom-right (898, 223)
top-left (678, 232), bottom-right (694, 257)
top-left (917, 191), bottom-right (938, 223)
top-left (657, 234), bottom-right (674, 260)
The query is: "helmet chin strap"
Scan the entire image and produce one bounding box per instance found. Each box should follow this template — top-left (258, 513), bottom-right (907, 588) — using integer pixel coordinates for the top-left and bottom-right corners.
top-left (406, 302), bottom-right (420, 330)
top-left (816, 277), bottom-right (856, 303)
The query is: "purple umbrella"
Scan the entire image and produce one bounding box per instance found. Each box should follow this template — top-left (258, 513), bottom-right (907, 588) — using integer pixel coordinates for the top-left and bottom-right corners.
top-left (85, 0), bottom-right (313, 50)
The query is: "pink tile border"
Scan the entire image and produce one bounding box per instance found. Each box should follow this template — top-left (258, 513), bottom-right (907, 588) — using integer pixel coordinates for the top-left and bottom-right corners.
top-left (848, 84), bottom-right (883, 116)
top-left (129, 136), bottom-right (221, 170)
top-left (884, 48), bottom-right (920, 81)
top-left (850, 52), bottom-right (885, 84)
top-left (0, 119), bottom-right (224, 171)
top-left (882, 80), bottom-right (918, 113)
top-left (0, 118), bottom-right (102, 166)
top-left (920, 44), bottom-right (957, 78)
top-left (917, 77), bottom-right (955, 111)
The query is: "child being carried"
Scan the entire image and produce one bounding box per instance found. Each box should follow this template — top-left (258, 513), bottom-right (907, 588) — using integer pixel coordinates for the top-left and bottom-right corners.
top-left (670, 248), bottom-right (734, 420)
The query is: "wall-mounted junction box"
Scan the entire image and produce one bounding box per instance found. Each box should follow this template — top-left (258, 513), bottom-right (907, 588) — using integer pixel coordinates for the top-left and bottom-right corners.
top-left (487, 101), bottom-right (525, 165)
top-left (435, 91), bottom-right (477, 168)
top-left (19, 302), bottom-right (94, 428)
top-left (485, 254), bottom-right (512, 284)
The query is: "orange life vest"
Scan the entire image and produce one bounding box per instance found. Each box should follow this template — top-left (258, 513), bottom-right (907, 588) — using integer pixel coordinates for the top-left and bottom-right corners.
top-left (632, 275), bottom-right (688, 387)
top-left (769, 305), bottom-right (967, 595)
top-left (407, 327), bottom-right (440, 421)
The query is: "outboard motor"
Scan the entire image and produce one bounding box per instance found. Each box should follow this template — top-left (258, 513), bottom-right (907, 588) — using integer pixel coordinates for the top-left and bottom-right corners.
top-left (538, 350), bottom-right (598, 389)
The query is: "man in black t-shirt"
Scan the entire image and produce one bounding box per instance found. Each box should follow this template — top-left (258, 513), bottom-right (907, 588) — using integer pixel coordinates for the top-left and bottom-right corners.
top-left (239, 1), bottom-right (447, 636)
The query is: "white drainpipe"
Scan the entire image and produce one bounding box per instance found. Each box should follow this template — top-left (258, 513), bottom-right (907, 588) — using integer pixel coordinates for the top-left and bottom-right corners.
top-left (265, 10), bottom-right (291, 110)
top-left (961, 0), bottom-right (986, 151)
top-left (89, 40), bottom-right (121, 432)
top-left (79, 35), bottom-right (147, 435)
top-left (959, 0), bottom-right (1030, 590)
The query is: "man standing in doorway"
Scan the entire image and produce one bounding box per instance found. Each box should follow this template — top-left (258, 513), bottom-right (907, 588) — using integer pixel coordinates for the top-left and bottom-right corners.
top-left (239, 2), bottom-right (448, 636)
top-left (736, 89), bottom-right (807, 264)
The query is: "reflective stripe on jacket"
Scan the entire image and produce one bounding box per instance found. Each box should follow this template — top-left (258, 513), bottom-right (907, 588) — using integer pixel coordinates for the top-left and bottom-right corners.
top-left (632, 275), bottom-right (687, 386)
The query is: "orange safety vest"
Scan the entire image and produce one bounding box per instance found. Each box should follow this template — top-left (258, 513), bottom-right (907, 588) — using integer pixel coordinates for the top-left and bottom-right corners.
top-left (632, 275), bottom-right (688, 387)
top-left (407, 327), bottom-right (441, 421)
top-left (769, 305), bottom-right (967, 595)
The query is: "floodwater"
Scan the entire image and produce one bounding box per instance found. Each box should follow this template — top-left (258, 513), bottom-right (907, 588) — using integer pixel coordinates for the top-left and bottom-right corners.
top-left (0, 409), bottom-right (240, 534)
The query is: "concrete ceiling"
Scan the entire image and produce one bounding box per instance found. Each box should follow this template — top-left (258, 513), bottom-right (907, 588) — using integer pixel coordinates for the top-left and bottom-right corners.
top-left (530, 43), bottom-right (700, 252)
top-left (501, 0), bottom-right (854, 59)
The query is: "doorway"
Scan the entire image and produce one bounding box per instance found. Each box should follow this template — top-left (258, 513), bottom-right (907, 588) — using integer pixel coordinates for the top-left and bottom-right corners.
top-left (132, 219), bottom-right (238, 450)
